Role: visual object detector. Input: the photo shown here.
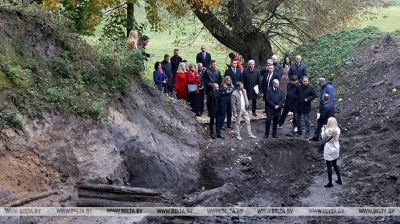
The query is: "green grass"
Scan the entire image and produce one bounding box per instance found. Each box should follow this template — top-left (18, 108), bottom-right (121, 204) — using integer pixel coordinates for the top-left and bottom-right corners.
top-left (292, 27), bottom-right (382, 83)
top-left (143, 31), bottom-right (230, 80)
top-left (359, 6), bottom-right (400, 32)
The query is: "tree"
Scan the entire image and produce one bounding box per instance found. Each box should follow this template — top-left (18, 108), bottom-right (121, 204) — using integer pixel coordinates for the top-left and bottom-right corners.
top-left (186, 0), bottom-right (382, 65)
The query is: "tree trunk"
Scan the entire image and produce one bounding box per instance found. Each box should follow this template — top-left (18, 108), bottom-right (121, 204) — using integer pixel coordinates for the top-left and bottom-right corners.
top-left (126, 2), bottom-right (134, 37)
top-left (189, 2), bottom-right (273, 67)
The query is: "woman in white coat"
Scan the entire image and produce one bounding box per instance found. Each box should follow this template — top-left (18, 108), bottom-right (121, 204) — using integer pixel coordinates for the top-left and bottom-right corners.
top-left (322, 117), bottom-right (342, 188)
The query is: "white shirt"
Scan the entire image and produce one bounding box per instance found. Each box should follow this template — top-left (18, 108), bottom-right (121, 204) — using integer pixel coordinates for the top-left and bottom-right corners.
top-left (267, 72), bottom-right (273, 88)
top-left (239, 90), bottom-right (245, 111)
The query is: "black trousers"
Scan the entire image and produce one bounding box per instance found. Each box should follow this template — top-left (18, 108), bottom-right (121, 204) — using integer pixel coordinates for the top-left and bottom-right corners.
top-left (190, 92), bottom-right (202, 114)
top-left (199, 90), bottom-right (205, 114)
top-left (251, 98), bottom-right (257, 113)
top-left (326, 160), bottom-right (341, 184)
top-left (265, 109), bottom-right (280, 136)
top-left (209, 115), bottom-right (221, 136)
top-left (313, 120), bottom-right (324, 139)
top-left (217, 101), bottom-right (232, 128)
top-left (278, 104), bottom-right (297, 127)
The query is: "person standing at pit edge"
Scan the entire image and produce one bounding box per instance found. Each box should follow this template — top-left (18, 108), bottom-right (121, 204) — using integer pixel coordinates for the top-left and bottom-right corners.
top-left (322, 117), bottom-right (342, 188)
top-left (231, 82), bottom-right (257, 141)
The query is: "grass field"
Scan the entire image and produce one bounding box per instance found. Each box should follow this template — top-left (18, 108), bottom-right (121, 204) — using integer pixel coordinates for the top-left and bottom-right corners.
top-left (359, 6), bottom-right (400, 32)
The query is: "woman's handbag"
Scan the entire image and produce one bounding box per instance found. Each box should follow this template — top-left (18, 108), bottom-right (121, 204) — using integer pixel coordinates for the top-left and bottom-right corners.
top-left (319, 136), bottom-right (334, 152)
top-left (187, 84), bottom-right (197, 93)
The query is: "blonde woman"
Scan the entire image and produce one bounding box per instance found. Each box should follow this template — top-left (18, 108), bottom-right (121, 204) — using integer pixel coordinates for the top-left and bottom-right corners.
top-left (127, 30), bottom-right (138, 50)
top-left (322, 117), bottom-right (342, 188)
top-left (174, 63), bottom-right (188, 99)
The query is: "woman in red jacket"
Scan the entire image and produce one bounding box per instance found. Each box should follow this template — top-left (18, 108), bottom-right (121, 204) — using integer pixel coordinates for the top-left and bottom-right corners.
top-left (187, 64), bottom-right (202, 115)
top-left (174, 62), bottom-right (188, 99)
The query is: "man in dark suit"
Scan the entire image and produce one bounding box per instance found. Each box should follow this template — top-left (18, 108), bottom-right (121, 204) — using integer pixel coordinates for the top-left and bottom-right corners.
top-left (261, 62), bottom-right (279, 103)
top-left (264, 79), bottom-right (285, 138)
top-left (242, 60), bottom-right (261, 116)
top-left (204, 60), bottom-right (222, 95)
top-left (207, 83), bottom-right (223, 139)
top-left (196, 45), bottom-right (212, 69)
top-left (288, 54), bottom-right (308, 81)
top-left (224, 60), bottom-right (241, 86)
top-left (310, 93), bottom-right (335, 141)
top-left (272, 54), bottom-right (283, 79)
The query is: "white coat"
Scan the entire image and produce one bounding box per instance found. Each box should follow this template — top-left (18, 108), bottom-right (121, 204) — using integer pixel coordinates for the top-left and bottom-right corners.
top-left (322, 127), bottom-right (341, 161)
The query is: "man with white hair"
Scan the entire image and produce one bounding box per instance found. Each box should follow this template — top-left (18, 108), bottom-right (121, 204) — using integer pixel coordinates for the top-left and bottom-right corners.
top-left (242, 60), bottom-right (261, 116)
top-left (288, 54), bottom-right (308, 81)
top-left (264, 79), bottom-right (285, 138)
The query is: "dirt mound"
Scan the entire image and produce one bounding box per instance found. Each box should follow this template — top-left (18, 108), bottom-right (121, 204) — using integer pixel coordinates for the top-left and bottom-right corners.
top-left (333, 35), bottom-right (400, 206)
top-left (0, 6), bottom-right (203, 208)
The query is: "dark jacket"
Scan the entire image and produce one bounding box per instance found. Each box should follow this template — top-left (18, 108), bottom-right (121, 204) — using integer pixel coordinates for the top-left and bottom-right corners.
top-left (296, 83), bottom-right (316, 113)
top-left (170, 55), bottom-right (182, 74)
top-left (242, 68), bottom-right (261, 100)
top-left (319, 82), bottom-right (335, 111)
top-left (219, 84), bottom-right (234, 104)
top-left (224, 67), bottom-right (241, 86)
top-left (318, 101), bottom-right (335, 124)
top-left (161, 61), bottom-right (173, 86)
top-left (273, 63), bottom-right (283, 79)
top-left (196, 52), bottom-right (212, 68)
top-left (288, 63), bottom-right (308, 81)
top-left (261, 71), bottom-right (279, 96)
top-left (204, 68), bottom-right (222, 94)
top-left (286, 82), bottom-right (300, 111)
top-left (265, 87), bottom-right (285, 116)
top-left (207, 91), bottom-right (222, 117)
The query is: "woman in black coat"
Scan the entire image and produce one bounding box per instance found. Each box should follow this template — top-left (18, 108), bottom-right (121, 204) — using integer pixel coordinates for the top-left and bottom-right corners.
top-left (218, 76), bottom-right (235, 130)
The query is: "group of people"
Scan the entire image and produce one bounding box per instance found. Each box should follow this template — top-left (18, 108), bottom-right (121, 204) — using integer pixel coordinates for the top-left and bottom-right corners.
top-left (130, 31), bottom-right (342, 188)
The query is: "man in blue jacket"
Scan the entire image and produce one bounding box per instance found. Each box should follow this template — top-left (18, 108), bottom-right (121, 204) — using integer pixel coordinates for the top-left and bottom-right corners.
top-left (288, 55), bottom-right (308, 81)
top-left (310, 94), bottom-right (335, 141)
top-left (318, 77), bottom-right (335, 111)
top-left (264, 79), bottom-right (285, 138)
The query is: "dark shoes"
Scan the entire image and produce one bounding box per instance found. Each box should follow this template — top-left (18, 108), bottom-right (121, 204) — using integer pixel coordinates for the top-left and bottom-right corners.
top-left (263, 134), bottom-right (269, 139)
top-left (217, 135), bottom-right (225, 139)
top-left (252, 112), bottom-right (257, 116)
top-left (210, 134), bottom-right (216, 139)
top-left (324, 183), bottom-right (333, 188)
top-left (309, 137), bottom-right (319, 142)
top-left (220, 127), bottom-right (226, 131)
top-left (195, 113), bottom-right (201, 117)
top-left (272, 135), bottom-right (278, 138)
top-left (336, 179), bottom-right (342, 185)
top-left (304, 133), bottom-right (310, 138)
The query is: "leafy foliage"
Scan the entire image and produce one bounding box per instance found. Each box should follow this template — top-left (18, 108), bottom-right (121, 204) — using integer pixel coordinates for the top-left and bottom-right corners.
top-left (0, 112), bottom-right (23, 129)
top-left (0, 5), bottom-right (145, 120)
top-left (292, 27), bottom-right (382, 83)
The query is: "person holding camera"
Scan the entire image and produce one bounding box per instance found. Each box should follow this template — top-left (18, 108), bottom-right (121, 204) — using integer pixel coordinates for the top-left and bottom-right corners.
top-left (322, 117), bottom-right (342, 188)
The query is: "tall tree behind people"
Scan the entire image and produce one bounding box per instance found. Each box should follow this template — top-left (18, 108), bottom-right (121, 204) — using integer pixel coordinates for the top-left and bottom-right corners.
top-left (186, 0), bottom-right (381, 65)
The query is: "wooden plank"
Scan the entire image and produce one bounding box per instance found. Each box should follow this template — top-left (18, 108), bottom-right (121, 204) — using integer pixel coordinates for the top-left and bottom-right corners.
top-left (2, 191), bottom-right (58, 207)
top-left (77, 183), bottom-right (161, 196)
